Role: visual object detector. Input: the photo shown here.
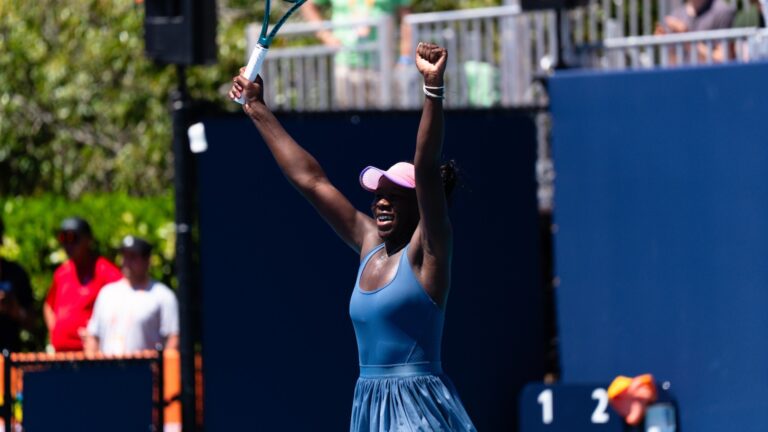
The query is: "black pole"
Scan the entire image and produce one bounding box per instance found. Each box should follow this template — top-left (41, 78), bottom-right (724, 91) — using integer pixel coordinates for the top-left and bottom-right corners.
top-left (172, 64), bottom-right (197, 432)
top-left (554, 7), bottom-right (569, 70)
top-left (3, 350), bottom-right (11, 432)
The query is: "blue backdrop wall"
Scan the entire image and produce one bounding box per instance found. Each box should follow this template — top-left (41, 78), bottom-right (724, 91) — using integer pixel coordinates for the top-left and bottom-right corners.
top-left (550, 62), bottom-right (768, 431)
top-left (196, 110), bottom-right (545, 431)
top-left (22, 362), bottom-right (155, 431)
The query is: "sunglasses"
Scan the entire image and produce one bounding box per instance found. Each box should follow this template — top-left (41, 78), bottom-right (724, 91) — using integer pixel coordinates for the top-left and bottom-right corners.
top-left (57, 231), bottom-right (81, 245)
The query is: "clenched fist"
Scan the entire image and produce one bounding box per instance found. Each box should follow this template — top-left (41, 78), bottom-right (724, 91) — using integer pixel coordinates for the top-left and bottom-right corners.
top-left (415, 42), bottom-right (447, 87)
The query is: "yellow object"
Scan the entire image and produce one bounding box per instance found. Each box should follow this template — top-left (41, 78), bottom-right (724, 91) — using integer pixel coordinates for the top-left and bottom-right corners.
top-left (607, 373), bottom-right (658, 426)
top-left (607, 375), bottom-right (633, 399)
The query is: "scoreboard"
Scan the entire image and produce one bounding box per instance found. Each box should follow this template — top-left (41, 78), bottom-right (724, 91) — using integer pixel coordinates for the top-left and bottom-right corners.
top-left (521, 383), bottom-right (678, 432)
top-left (520, 383), bottom-right (623, 432)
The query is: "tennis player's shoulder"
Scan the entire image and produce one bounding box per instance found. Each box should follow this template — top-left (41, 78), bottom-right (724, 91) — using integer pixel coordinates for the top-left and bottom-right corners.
top-left (359, 234), bottom-right (383, 259)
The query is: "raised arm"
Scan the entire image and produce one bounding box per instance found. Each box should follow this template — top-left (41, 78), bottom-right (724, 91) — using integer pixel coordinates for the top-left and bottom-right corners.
top-left (300, 0), bottom-right (342, 47)
top-left (412, 43), bottom-right (451, 260)
top-left (229, 74), bottom-right (373, 252)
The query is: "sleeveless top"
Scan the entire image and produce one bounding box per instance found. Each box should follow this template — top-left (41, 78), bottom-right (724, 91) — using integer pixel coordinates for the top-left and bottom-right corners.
top-left (349, 243), bottom-right (444, 374)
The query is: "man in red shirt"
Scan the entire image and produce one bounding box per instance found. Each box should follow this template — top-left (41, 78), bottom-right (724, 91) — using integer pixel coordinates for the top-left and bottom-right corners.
top-left (44, 217), bottom-right (122, 352)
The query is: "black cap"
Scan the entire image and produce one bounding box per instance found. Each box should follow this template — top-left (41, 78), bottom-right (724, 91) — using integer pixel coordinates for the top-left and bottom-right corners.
top-left (120, 235), bottom-right (152, 257)
top-left (59, 217), bottom-right (92, 236)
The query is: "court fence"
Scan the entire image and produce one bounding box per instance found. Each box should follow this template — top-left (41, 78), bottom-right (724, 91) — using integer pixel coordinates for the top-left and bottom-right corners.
top-left (249, 4), bottom-right (556, 111)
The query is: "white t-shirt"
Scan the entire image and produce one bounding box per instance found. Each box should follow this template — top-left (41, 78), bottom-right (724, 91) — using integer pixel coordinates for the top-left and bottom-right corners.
top-left (87, 278), bottom-right (179, 355)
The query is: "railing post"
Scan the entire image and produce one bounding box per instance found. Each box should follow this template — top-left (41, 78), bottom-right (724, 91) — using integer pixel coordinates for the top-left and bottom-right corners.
top-left (499, 14), bottom-right (515, 105)
top-left (156, 345), bottom-right (165, 432)
top-left (378, 15), bottom-right (395, 109)
top-left (401, 16), bottom-right (420, 109)
top-left (2, 350), bottom-right (11, 432)
top-left (518, 16), bottom-right (532, 105)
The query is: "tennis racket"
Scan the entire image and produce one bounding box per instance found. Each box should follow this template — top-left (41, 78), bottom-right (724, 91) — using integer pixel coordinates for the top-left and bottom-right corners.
top-left (234, 0), bottom-right (308, 105)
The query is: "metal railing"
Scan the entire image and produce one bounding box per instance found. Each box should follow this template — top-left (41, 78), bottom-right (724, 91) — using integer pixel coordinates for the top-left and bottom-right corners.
top-left (565, 0), bottom-right (768, 69)
top-left (246, 1), bottom-right (767, 111)
top-left (247, 17), bottom-right (395, 111)
top-left (401, 5), bottom-right (555, 108)
top-left (596, 27), bottom-right (768, 68)
top-left (248, 5), bottom-right (556, 110)
top-left (568, 0), bottom-right (757, 43)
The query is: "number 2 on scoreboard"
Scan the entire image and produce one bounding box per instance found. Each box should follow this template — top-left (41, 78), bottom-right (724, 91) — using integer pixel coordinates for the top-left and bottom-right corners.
top-left (591, 388), bottom-right (610, 423)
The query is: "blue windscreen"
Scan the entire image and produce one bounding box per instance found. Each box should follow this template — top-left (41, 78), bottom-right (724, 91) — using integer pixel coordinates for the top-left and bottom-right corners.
top-left (550, 62), bottom-right (768, 431)
top-left (23, 362), bottom-right (154, 431)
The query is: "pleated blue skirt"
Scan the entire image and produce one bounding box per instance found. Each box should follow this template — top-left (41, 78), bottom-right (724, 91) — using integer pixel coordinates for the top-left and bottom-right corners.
top-left (350, 363), bottom-right (476, 432)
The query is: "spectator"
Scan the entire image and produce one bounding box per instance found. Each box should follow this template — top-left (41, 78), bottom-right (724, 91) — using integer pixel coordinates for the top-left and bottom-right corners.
top-left (44, 217), bottom-right (122, 352)
top-left (300, 0), bottom-right (413, 107)
top-left (658, 0), bottom-right (736, 33)
top-left (733, 0), bottom-right (765, 28)
top-left (0, 216), bottom-right (36, 352)
top-left (655, 0), bottom-right (736, 63)
top-left (733, 0), bottom-right (767, 60)
top-left (85, 236), bottom-right (179, 356)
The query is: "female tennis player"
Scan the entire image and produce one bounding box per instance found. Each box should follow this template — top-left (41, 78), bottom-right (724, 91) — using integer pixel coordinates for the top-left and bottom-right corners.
top-left (229, 42), bottom-right (476, 432)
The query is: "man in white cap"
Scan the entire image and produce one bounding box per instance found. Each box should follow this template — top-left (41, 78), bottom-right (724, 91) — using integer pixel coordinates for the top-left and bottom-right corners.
top-left (85, 235), bottom-right (179, 355)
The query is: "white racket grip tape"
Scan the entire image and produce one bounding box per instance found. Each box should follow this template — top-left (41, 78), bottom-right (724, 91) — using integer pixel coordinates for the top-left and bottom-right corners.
top-left (234, 44), bottom-right (269, 105)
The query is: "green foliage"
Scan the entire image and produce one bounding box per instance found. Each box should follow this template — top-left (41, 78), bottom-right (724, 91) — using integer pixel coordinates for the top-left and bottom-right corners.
top-left (1, 0), bottom-right (172, 196)
top-left (0, 193), bottom-right (175, 350)
top-left (0, 0), bottom-right (260, 197)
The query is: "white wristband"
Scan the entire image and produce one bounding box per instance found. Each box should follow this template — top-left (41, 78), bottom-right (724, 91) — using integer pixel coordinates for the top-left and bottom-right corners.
top-left (423, 84), bottom-right (445, 99)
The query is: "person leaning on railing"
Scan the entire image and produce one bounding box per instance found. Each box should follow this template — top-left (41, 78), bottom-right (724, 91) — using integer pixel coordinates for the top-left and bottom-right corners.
top-left (654, 0), bottom-right (736, 64)
top-left (300, 0), bottom-right (413, 107)
top-left (732, 0), bottom-right (766, 60)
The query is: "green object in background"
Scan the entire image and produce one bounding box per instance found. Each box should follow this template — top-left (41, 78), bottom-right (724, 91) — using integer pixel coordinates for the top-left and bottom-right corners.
top-left (464, 61), bottom-right (500, 108)
top-left (314, 0), bottom-right (412, 68)
top-left (732, 5), bottom-right (765, 28)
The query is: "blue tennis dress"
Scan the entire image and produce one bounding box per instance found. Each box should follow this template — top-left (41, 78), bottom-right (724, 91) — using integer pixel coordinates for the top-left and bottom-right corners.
top-left (349, 244), bottom-right (476, 432)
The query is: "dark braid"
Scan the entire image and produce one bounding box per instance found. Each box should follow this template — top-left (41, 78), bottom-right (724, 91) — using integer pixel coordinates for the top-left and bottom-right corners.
top-left (440, 159), bottom-right (459, 204)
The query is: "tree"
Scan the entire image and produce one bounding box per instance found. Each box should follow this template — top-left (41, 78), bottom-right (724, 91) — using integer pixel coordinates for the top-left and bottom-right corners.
top-left (0, 0), bottom-right (261, 197)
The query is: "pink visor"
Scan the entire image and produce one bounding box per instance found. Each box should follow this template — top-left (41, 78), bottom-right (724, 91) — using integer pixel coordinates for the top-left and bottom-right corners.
top-left (359, 162), bottom-right (416, 192)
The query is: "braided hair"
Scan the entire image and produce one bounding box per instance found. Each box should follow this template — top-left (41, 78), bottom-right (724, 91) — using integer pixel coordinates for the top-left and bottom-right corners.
top-left (440, 159), bottom-right (459, 205)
